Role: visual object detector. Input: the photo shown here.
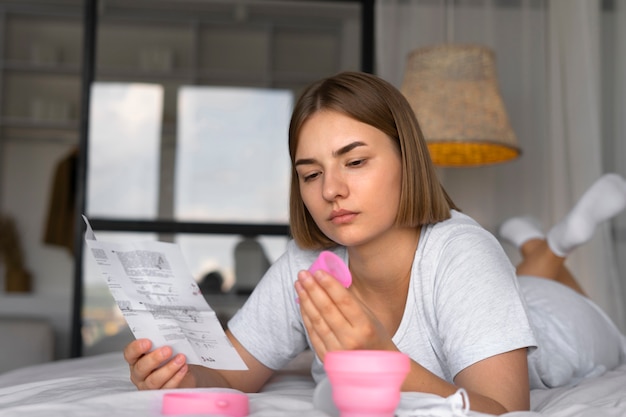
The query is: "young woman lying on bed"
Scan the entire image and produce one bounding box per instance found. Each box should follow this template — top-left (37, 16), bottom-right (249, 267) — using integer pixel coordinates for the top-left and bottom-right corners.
top-left (123, 71), bottom-right (626, 415)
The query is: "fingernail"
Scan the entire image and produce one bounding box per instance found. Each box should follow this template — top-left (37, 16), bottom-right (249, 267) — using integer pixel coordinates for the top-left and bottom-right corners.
top-left (160, 347), bottom-right (172, 359)
top-left (173, 354), bottom-right (185, 365)
top-left (298, 271), bottom-right (312, 282)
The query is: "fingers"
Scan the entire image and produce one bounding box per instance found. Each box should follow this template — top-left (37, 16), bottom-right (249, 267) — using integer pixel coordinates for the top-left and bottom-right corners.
top-left (299, 300), bottom-right (338, 360)
top-left (144, 352), bottom-right (188, 390)
top-left (297, 269), bottom-right (359, 320)
top-left (124, 338), bottom-right (151, 366)
top-left (124, 339), bottom-right (189, 390)
top-left (296, 270), bottom-right (352, 312)
top-left (295, 270), bottom-right (358, 351)
top-left (295, 270), bottom-right (395, 354)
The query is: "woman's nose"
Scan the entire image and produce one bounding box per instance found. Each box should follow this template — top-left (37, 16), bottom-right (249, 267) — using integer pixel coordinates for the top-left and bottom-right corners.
top-left (322, 170), bottom-right (348, 201)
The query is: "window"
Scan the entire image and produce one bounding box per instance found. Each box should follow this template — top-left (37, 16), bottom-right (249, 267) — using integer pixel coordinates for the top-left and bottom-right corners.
top-left (76, 0), bottom-right (368, 356)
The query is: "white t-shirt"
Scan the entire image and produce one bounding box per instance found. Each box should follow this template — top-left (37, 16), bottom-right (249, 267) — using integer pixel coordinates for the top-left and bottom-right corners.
top-left (228, 210), bottom-right (537, 384)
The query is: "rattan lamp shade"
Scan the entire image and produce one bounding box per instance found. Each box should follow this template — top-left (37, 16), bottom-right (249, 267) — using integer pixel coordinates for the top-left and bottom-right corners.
top-left (401, 44), bottom-right (521, 167)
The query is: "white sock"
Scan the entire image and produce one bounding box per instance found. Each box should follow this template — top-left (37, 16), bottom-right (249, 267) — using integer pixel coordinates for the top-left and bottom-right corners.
top-left (547, 173), bottom-right (626, 257)
top-left (498, 216), bottom-right (545, 249)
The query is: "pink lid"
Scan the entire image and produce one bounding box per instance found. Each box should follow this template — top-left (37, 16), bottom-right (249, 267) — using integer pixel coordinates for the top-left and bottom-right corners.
top-left (162, 391), bottom-right (249, 416)
top-left (309, 251), bottom-right (352, 288)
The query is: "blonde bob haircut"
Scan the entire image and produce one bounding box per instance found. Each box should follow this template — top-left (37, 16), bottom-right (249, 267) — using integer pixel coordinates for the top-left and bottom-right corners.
top-left (288, 71), bottom-right (458, 250)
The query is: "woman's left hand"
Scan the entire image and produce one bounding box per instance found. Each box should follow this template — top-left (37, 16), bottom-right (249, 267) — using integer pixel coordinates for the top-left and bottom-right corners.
top-left (295, 269), bottom-right (396, 360)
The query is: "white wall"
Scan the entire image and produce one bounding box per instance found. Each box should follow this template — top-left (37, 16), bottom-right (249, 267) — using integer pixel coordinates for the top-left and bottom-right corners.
top-left (0, 140), bottom-right (75, 359)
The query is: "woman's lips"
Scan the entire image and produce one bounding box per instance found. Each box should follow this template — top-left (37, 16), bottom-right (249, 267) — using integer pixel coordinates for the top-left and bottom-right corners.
top-left (329, 210), bottom-right (357, 225)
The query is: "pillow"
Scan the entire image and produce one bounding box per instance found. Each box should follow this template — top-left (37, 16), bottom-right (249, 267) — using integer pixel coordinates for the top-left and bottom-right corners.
top-left (518, 275), bottom-right (626, 389)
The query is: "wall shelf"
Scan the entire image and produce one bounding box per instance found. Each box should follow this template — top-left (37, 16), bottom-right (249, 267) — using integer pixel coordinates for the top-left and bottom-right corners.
top-left (0, 117), bottom-right (79, 130)
top-left (2, 62), bottom-right (81, 75)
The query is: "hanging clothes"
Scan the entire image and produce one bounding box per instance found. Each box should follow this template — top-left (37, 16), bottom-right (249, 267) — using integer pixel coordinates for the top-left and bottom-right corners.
top-left (43, 147), bottom-right (78, 254)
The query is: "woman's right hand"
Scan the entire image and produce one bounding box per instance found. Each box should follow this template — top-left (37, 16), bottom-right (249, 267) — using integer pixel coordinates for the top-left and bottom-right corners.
top-left (124, 339), bottom-right (196, 390)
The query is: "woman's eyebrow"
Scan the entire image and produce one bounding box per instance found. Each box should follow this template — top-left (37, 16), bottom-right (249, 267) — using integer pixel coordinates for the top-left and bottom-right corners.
top-left (294, 158), bottom-right (315, 167)
top-left (294, 141), bottom-right (367, 167)
top-left (333, 141), bottom-right (366, 157)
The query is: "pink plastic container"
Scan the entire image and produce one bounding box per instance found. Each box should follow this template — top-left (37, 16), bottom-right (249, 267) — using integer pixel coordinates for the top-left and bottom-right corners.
top-left (324, 350), bottom-right (410, 417)
top-left (309, 251), bottom-right (352, 288)
top-left (162, 390), bottom-right (249, 416)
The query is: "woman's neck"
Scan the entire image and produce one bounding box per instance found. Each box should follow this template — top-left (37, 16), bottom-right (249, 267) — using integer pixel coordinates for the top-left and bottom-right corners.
top-left (346, 225), bottom-right (420, 295)
top-left (345, 226), bottom-right (420, 336)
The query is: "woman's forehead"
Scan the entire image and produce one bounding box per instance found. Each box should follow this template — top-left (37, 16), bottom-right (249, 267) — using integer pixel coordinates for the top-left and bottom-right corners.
top-left (298, 111), bottom-right (378, 141)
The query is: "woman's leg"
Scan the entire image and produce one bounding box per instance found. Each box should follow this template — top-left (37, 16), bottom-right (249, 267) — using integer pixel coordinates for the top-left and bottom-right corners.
top-left (515, 238), bottom-right (587, 296)
top-left (546, 173), bottom-right (626, 257)
top-left (499, 218), bottom-right (585, 294)
top-left (499, 173), bottom-right (626, 296)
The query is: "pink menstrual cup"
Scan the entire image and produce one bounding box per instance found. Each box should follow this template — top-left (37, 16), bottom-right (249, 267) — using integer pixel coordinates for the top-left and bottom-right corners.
top-left (324, 350), bottom-right (410, 417)
top-left (309, 251), bottom-right (352, 288)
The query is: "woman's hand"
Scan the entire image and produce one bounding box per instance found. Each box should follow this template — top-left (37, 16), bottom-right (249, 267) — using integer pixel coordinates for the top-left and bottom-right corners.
top-left (124, 331), bottom-right (275, 392)
top-left (124, 339), bottom-right (196, 390)
top-left (295, 269), bottom-right (396, 361)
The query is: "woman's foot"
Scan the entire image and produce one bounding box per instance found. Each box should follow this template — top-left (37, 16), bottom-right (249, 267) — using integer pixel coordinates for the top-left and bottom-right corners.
top-left (547, 173), bottom-right (626, 257)
top-left (498, 216), bottom-right (544, 249)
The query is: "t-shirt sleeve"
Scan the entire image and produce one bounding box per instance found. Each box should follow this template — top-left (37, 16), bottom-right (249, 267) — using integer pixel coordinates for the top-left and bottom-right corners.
top-left (227, 241), bottom-right (313, 370)
top-left (430, 224), bottom-right (537, 378)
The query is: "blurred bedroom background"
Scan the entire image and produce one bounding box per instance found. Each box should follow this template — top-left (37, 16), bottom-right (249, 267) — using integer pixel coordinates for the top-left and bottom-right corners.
top-left (0, 0), bottom-right (624, 373)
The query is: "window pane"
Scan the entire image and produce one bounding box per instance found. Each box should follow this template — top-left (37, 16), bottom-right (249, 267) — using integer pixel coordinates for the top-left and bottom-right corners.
top-left (86, 83), bottom-right (163, 218)
top-left (174, 86), bottom-right (292, 223)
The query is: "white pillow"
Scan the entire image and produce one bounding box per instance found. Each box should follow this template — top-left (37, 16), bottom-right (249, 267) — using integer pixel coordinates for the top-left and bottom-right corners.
top-left (518, 275), bottom-right (626, 389)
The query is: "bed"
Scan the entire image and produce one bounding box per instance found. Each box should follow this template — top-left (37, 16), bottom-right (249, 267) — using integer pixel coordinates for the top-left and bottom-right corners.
top-left (0, 349), bottom-right (625, 417)
top-left (2, 277), bottom-right (625, 417)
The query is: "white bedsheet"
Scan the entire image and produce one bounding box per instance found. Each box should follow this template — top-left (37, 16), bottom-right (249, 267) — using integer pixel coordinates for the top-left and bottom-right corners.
top-left (0, 353), bottom-right (625, 417)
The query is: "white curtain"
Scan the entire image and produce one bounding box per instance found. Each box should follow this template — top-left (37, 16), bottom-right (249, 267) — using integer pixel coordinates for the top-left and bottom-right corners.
top-left (547, 0), bottom-right (624, 332)
top-left (375, 0), bottom-right (625, 331)
top-left (609, 0), bottom-right (626, 329)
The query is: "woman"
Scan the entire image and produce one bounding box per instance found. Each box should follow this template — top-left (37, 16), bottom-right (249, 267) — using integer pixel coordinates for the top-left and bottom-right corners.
top-left (124, 71), bottom-right (536, 414)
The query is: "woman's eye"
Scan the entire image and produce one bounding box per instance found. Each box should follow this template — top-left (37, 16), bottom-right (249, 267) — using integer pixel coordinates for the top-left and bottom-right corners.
top-left (347, 158), bottom-right (365, 167)
top-left (302, 172), bottom-right (320, 182)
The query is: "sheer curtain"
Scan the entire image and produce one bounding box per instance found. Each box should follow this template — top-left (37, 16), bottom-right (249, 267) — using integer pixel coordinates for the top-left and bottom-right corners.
top-left (376, 0), bottom-right (625, 331)
top-left (607, 0), bottom-right (626, 330)
top-left (548, 0), bottom-right (624, 332)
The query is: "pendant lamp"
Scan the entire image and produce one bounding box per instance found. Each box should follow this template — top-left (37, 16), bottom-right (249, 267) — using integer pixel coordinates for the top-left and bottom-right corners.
top-left (400, 3), bottom-right (520, 167)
